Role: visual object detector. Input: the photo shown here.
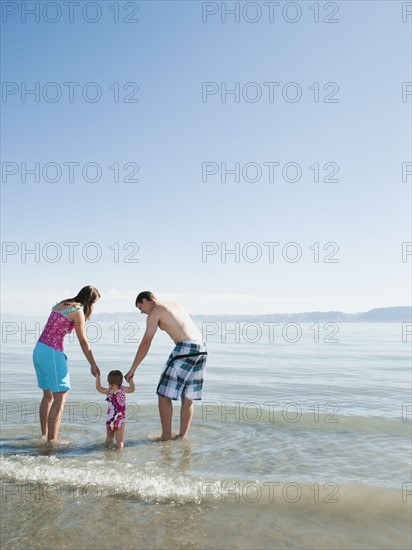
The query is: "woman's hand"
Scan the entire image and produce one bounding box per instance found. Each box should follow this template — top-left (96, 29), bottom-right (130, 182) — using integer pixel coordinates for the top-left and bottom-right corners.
top-left (125, 369), bottom-right (135, 383)
top-left (91, 364), bottom-right (100, 377)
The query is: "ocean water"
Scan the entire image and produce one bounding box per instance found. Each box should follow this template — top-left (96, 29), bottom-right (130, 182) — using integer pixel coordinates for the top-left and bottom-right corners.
top-left (1, 320), bottom-right (411, 549)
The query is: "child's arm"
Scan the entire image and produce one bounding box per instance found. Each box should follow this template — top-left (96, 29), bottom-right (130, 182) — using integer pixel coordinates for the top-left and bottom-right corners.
top-left (95, 374), bottom-right (108, 394)
top-left (124, 378), bottom-right (135, 394)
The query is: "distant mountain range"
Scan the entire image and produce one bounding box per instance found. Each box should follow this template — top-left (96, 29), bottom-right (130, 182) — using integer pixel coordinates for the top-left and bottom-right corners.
top-left (195, 306), bottom-right (411, 323)
top-left (2, 306), bottom-right (411, 322)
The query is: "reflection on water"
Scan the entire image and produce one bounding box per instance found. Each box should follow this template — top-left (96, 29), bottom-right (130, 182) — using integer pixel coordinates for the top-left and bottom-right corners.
top-left (158, 438), bottom-right (193, 472)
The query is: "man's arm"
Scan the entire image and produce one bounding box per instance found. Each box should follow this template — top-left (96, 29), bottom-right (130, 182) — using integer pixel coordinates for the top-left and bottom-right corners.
top-left (125, 313), bottom-right (158, 381)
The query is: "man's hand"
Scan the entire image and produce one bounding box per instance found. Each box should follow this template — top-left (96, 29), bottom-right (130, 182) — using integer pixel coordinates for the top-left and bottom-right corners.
top-left (91, 365), bottom-right (100, 377)
top-left (125, 369), bottom-right (135, 383)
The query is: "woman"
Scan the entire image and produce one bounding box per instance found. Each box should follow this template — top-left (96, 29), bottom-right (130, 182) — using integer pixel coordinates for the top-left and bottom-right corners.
top-left (33, 285), bottom-right (101, 443)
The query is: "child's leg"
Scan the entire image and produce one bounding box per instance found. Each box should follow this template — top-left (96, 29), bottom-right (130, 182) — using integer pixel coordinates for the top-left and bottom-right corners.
top-left (114, 425), bottom-right (125, 450)
top-left (106, 427), bottom-right (115, 446)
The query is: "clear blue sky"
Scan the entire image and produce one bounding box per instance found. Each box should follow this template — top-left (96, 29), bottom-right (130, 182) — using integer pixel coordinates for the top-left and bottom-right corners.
top-left (1, 0), bottom-right (411, 315)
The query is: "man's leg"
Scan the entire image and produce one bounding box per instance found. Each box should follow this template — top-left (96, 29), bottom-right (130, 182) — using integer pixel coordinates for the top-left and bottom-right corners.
top-left (157, 395), bottom-right (173, 441)
top-left (178, 399), bottom-right (194, 438)
top-left (175, 349), bottom-right (206, 439)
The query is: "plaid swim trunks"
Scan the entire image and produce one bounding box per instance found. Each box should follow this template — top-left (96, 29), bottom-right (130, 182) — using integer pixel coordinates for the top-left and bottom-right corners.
top-left (156, 340), bottom-right (208, 401)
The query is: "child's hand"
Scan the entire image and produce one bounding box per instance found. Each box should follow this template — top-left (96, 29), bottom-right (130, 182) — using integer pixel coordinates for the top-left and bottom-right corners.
top-left (124, 377), bottom-right (135, 393)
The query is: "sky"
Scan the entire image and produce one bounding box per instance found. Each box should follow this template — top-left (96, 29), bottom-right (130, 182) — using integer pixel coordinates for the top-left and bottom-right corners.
top-left (1, 0), bottom-right (411, 315)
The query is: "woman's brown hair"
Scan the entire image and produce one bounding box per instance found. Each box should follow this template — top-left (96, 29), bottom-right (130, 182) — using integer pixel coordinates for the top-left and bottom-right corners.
top-left (62, 285), bottom-right (100, 321)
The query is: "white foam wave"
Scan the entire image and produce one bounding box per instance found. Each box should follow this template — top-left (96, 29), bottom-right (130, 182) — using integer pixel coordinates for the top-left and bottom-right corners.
top-left (0, 454), bottom-right (201, 503)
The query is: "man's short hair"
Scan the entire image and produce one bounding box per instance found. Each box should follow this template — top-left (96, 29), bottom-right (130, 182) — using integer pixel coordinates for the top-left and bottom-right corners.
top-left (135, 291), bottom-right (156, 305)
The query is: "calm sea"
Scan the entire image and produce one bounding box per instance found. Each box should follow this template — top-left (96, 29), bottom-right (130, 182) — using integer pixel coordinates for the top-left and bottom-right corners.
top-left (1, 320), bottom-right (411, 549)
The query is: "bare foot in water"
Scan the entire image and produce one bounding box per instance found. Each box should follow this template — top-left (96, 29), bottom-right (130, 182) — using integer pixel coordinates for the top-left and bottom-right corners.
top-left (46, 439), bottom-right (72, 447)
top-left (149, 434), bottom-right (173, 442)
top-left (172, 434), bottom-right (187, 440)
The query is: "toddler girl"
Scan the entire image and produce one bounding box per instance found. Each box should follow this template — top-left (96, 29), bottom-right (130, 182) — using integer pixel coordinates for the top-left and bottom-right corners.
top-left (96, 370), bottom-right (135, 449)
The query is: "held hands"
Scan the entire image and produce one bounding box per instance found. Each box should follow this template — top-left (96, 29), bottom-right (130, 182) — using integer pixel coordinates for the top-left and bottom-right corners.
top-left (125, 369), bottom-right (135, 383)
top-left (91, 365), bottom-right (100, 377)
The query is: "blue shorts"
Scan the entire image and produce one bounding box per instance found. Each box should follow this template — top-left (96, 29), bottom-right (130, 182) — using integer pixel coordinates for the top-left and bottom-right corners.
top-left (33, 341), bottom-right (71, 393)
top-left (156, 340), bottom-right (207, 401)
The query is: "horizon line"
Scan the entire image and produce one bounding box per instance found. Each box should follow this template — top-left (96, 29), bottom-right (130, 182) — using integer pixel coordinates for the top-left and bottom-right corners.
top-left (1, 305), bottom-right (410, 318)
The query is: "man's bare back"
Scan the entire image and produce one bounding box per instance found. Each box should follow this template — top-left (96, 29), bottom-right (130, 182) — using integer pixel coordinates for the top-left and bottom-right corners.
top-left (149, 301), bottom-right (203, 344)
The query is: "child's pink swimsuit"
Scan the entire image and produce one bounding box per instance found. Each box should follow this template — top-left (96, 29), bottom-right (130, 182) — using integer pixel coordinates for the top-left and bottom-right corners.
top-left (106, 386), bottom-right (126, 431)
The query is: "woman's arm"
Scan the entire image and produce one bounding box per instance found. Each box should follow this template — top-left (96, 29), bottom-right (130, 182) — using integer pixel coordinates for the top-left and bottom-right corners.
top-left (95, 374), bottom-right (108, 394)
top-left (124, 378), bottom-right (135, 393)
top-left (72, 309), bottom-right (100, 376)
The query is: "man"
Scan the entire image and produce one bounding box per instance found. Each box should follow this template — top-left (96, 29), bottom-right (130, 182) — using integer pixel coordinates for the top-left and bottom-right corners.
top-left (125, 291), bottom-right (207, 441)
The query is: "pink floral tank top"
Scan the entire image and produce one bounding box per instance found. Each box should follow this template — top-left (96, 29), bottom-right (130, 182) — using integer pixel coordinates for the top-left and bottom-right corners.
top-left (38, 304), bottom-right (83, 352)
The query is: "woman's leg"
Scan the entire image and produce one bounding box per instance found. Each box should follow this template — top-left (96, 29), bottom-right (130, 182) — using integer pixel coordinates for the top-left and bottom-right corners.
top-left (39, 390), bottom-right (54, 438)
top-left (47, 391), bottom-right (67, 442)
